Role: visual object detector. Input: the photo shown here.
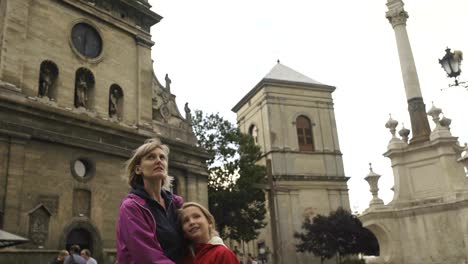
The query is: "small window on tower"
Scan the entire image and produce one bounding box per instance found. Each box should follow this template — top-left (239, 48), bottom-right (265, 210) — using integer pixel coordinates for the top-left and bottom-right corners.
top-left (296, 115), bottom-right (315, 151)
top-left (249, 124), bottom-right (259, 144)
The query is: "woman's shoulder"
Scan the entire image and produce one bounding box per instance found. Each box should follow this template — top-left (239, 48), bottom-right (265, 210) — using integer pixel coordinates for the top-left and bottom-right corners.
top-left (120, 193), bottom-right (145, 210)
top-left (172, 193), bottom-right (184, 208)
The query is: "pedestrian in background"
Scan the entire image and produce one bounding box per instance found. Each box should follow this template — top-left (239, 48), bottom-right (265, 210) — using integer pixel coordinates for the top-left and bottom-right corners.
top-left (64, 245), bottom-right (86, 264)
top-left (50, 250), bottom-right (69, 264)
top-left (80, 249), bottom-right (98, 264)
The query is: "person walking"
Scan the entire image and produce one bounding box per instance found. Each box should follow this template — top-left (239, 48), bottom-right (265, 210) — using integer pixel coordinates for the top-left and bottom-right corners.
top-left (246, 253), bottom-right (258, 264)
top-left (50, 250), bottom-right (69, 264)
top-left (64, 245), bottom-right (86, 264)
top-left (80, 249), bottom-right (98, 264)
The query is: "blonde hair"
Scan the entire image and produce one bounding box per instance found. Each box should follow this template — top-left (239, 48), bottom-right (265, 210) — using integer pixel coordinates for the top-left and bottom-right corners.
top-left (125, 138), bottom-right (172, 190)
top-left (58, 250), bottom-right (69, 258)
top-left (179, 202), bottom-right (219, 238)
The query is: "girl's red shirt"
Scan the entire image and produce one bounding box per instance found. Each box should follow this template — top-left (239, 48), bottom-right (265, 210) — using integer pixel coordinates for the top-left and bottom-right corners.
top-left (183, 243), bottom-right (240, 264)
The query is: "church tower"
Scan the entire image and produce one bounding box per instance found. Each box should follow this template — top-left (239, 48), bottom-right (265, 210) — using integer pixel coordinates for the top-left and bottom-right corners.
top-left (232, 62), bottom-right (350, 264)
top-left (0, 1), bottom-right (209, 263)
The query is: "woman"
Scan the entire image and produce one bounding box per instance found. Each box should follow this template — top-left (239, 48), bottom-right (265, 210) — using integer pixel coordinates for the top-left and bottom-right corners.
top-left (179, 202), bottom-right (239, 264)
top-left (117, 138), bottom-right (184, 263)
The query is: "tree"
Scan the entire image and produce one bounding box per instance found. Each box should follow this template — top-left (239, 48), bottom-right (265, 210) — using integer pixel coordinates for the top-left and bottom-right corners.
top-left (192, 110), bottom-right (267, 243)
top-left (294, 207), bottom-right (379, 263)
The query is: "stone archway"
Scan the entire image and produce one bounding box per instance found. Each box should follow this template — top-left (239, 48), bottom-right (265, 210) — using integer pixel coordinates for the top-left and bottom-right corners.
top-left (60, 220), bottom-right (102, 262)
top-left (66, 228), bottom-right (92, 252)
top-left (366, 224), bottom-right (391, 263)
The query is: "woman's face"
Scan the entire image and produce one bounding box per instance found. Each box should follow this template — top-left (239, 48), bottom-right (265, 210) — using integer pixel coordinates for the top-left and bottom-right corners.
top-left (136, 147), bottom-right (168, 181)
top-left (181, 206), bottom-right (211, 244)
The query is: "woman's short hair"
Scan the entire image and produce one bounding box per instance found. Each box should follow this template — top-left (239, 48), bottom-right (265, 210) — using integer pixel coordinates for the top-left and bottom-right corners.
top-left (179, 202), bottom-right (219, 238)
top-left (125, 138), bottom-right (172, 190)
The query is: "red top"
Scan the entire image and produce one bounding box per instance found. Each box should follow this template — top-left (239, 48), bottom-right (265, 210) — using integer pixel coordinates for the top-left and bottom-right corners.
top-left (183, 243), bottom-right (240, 264)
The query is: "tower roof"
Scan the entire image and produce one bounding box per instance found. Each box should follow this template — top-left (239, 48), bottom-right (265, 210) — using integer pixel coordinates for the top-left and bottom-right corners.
top-left (263, 62), bottom-right (324, 85)
top-left (232, 62), bottom-right (334, 112)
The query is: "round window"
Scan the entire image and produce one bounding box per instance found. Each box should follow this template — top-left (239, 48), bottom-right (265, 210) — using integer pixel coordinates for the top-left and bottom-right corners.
top-left (73, 160), bottom-right (87, 178)
top-left (70, 158), bottom-right (95, 182)
top-left (71, 23), bottom-right (102, 58)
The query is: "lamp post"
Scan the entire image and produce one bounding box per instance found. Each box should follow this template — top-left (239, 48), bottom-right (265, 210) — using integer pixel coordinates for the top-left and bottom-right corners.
top-left (439, 48), bottom-right (467, 89)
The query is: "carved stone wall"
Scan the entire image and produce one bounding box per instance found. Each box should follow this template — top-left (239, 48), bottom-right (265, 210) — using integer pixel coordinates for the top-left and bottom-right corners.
top-left (28, 205), bottom-right (51, 247)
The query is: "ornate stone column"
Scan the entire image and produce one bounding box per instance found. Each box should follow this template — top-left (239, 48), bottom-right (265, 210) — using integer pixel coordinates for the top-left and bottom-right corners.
top-left (386, 0), bottom-right (431, 144)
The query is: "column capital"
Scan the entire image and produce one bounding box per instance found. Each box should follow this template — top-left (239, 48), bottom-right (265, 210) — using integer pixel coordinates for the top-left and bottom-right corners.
top-left (386, 9), bottom-right (408, 27)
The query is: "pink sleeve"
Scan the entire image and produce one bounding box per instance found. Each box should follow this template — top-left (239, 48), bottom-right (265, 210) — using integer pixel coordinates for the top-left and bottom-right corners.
top-left (117, 201), bottom-right (176, 264)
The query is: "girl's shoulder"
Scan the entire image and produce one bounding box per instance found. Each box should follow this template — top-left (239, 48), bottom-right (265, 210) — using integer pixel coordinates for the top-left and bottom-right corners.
top-left (207, 245), bottom-right (239, 264)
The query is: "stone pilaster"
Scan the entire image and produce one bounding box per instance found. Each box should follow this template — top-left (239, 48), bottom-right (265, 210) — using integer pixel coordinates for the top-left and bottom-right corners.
top-left (135, 35), bottom-right (155, 127)
top-left (2, 137), bottom-right (28, 233)
top-left (0, 0), bottom-right (32, 87)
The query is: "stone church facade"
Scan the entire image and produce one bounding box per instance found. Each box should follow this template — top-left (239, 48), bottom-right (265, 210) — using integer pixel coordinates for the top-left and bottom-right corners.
top-left (0, 0), bottom-right (209, 263)
top-left (232, 62), bottom-right (350, 264)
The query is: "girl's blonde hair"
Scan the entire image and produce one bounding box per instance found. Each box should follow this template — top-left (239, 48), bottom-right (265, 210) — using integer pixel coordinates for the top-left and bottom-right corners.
top-left (179, 202), bottom-right (219, 238)
top-left (125, 138), bottom-right (172, 190)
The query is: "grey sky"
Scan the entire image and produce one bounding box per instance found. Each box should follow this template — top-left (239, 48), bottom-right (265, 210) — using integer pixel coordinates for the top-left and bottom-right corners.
top-left (149, 0), bottom-right (468, 212)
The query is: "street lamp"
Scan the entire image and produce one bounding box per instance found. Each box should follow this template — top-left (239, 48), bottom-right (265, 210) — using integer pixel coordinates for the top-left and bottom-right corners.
top-left (439, 47), bottom-right (467, 89)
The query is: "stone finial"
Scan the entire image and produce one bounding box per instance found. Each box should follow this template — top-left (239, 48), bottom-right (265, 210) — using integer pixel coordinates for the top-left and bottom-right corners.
top-left (439, 115), bottom-right (452, 129)
top-left (427, 102), bottom-right (452, 140)
top-left (398, 123), bottom-right (410, 143)
top-left (365, 163), bottom-right (384, 208)
top-left (386, 114), bottom-right (405, 149)
top-left (385, 114), bottom-right (399, 138)
top-left (427, 102), bottom-right (442, 128)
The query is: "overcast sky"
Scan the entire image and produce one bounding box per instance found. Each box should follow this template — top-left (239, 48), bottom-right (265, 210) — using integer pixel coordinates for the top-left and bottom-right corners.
top-left (148, 0), bottom-right (468, 212)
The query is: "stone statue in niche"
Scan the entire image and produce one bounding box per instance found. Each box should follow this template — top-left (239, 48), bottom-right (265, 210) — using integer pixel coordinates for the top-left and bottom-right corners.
top-left (109, 88), bottom-right (120, 118)
top-left (184, 102), bottom-right (192, 124)
top-left (165, 73), bottom-right (171, 92)
top-left (39, 67), bottom-right (52, 98)
top-left (75, 75), bottom-right (88, 108)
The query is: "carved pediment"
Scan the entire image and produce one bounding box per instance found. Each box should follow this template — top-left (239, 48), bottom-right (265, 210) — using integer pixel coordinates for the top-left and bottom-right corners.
top-left (151, 67), bottom-right (197, 145)
top-left (151, 71), bottom-right (187, 124)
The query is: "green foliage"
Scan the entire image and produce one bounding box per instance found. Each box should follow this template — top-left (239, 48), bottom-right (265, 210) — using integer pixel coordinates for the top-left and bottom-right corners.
top-left (192, 110), bottom-right (267, 243)
top-left (294, 207), bottom-right (379, 263)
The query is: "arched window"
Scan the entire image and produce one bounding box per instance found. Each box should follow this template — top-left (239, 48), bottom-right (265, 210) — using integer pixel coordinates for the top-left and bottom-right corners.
top-left (296, 115), bottom-right (314, 151)
top-left (38, 60), bottom-right (59, 100)
top-left (74, 68), bottom-right (95, 109)
top-left (109, 84), bottom-right (124, 120)
top-left (249, 124), bottom-right (259, 143)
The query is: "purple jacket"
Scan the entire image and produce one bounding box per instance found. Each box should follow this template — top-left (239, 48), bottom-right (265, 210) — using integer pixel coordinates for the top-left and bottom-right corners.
top-left (116, 193), bottom-right (184, 264)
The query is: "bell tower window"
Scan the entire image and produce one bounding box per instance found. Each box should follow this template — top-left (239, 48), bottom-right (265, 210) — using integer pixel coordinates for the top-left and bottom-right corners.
top-left (249, 124), bottom-right (259, 143)
top-left (296, 115), bottom-right (314, 151)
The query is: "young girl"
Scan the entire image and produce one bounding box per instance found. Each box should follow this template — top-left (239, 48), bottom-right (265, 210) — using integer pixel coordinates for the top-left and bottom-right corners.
top-left (179, 202), bottom-right (239, 264)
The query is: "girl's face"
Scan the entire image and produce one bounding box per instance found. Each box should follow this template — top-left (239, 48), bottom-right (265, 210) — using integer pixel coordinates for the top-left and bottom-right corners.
top-left (181, 206), bottom-right (211, 244)
top-left (135, 148), bottom-right (168, 181)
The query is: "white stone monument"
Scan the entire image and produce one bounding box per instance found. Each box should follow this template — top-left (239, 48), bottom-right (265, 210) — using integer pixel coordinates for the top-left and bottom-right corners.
top-left (359, 1), bottom-right (468, 263)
